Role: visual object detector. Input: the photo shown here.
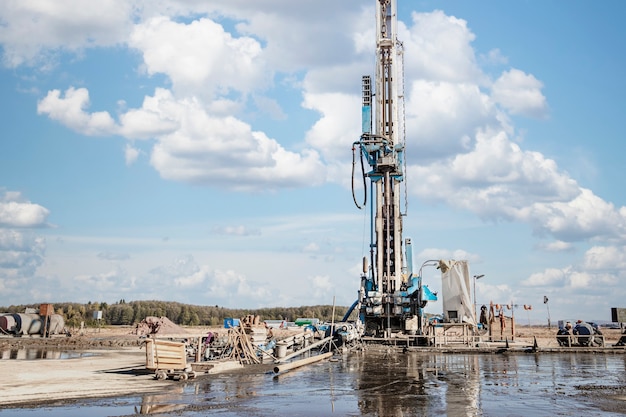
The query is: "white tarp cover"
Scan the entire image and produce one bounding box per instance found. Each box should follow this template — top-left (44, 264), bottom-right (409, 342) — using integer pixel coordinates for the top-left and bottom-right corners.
top-left (440, 260), bottom-right (475, 325)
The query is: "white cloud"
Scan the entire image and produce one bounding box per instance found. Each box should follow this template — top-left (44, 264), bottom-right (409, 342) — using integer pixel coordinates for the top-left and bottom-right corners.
top-left (582, 245), bottom-right (626, 271)
top-left (175, 266), bottom-right (210, 288)
top-left (140, 255), bottom-right (275, 305)
top-left (522, 268), bottom-right (567, 287)
top-left (149, 255), bottom-right (200, 280)
top-left (409, 128), bottom-right (626, 243)
top-left (37, 87), bottom-right (117, 136)
top-left (35, 85), bottom-right (327, 190)
top-left (229, 0), bottom-right (366, 72)
top-left (129, 16), bottom-right (269, 99)
top-left (303, 92), bottom-right (361, 162)
top-left (538, 241), bottom-right (574, 252)
top-left (0, 230), bottom-right (45, 278)
top-left (491, 69), bottom-right (549, 118)
top-left (568, 270), bottom-right (592, 289)
top-left (405, 80), bottom-right (497, 159)
top-left (0, 192), bottom-right (48, 280)
top-left (124, 144), bottom-right (140, 166)
top-left (0, 0), bottom-right (133, 67)
top-left (0, 192), bottom-right (50, 228)
top-left (519, 188), bottom-right (626, 241)
top-left (478, 283), bottom-right (514, 307)
top-left (74, 267), bottom-right (133, 293)
top-left (521, 245), bottom-right (624, 297)
top-left (147, 95), bottom-right (326, 190)
top-left (403, 10), bottom-right (484, 83)
top-left (309, 275), bottom-right (333, 301)
top-left (480, 48), bottom-right (508, 66)
top-left (208, 269), bottom-right (272, 304)
top-left (118, 89), bottom-right (180, 140)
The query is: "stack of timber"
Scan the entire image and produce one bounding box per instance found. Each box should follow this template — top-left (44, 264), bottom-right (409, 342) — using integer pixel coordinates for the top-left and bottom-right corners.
top-left (190, 325), bottom-right (261, 374)
top-left (222, 325), bottom-right (262, 365)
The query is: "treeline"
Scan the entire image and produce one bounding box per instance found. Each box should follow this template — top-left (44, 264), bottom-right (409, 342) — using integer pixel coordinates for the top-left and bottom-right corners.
top-left (0, 300), bottom-right (352, 328)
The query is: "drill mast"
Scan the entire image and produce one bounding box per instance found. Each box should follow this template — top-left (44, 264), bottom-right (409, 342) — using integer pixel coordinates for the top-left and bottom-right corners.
top-left (353, 0), bottom-right (431, 338)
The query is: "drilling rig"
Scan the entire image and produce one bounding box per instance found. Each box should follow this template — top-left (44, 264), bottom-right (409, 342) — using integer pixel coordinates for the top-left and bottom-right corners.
top-left (351, 0), bottom-right (437, 340)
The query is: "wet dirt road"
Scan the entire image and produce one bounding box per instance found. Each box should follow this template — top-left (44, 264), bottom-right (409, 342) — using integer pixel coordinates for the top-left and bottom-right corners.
top-left (1, 350), bottom-right (625, 416)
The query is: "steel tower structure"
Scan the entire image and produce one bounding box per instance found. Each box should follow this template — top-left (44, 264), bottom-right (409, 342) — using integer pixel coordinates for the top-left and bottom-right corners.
top-left (352, 0), bottom-right (435, 339)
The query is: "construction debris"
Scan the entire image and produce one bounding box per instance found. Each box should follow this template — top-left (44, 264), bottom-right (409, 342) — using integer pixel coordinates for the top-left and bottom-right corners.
top-left (138, 314), bottom-right (341, 380)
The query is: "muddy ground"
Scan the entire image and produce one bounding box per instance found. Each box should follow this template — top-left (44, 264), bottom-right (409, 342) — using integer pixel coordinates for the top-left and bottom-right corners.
top-left (1, 325), bottom-right (624, 410)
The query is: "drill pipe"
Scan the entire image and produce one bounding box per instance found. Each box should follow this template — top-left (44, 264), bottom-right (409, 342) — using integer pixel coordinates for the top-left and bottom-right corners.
top-left (273, 352), bottom-right (333, 374)
top-left (274, 336), bottom-right (333, 364)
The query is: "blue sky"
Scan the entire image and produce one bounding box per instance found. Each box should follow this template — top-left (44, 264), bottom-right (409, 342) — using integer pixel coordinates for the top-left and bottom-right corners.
top-left (1, 1), bottom-right (625, 324)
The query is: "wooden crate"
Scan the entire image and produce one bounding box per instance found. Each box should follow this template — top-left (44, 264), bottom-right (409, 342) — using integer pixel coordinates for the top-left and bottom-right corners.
top-left (145, 339), bottom-right (187, 371)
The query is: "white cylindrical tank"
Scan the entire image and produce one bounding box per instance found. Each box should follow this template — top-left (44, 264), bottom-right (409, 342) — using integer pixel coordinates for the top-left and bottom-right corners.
top-left (1, 313), bottom-right (65, 335)
top-left (47, 314), bottom-right (65, 335)
top-left (14, 313), bottom-right (44, 335)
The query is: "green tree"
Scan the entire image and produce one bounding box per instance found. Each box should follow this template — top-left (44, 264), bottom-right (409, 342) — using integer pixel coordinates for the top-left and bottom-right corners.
top-left (120, 305), bottom-right (134, 325)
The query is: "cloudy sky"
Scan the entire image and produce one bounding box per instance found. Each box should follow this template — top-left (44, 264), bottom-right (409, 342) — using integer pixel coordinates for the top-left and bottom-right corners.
top-left (1, 1), bottom-right (625, 323)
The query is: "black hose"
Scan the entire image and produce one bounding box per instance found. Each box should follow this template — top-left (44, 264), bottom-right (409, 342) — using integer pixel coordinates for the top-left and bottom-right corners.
top-left (351, 144), bottom-right (367, 209)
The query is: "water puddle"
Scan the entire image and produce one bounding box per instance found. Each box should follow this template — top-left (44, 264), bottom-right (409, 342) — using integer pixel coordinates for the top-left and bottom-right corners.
top-left (0, 348), bottom-right (97, 360)
top-left (1, 351), bottom-right (625, 416)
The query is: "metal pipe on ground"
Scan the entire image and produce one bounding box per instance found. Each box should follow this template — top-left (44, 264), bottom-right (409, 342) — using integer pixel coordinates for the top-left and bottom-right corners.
top-left (274, 336), bottom-right (333, 364)
top-left (273, 352), bottom-right (333, 374)
top-left (279, 331), bottom-right (311, 349)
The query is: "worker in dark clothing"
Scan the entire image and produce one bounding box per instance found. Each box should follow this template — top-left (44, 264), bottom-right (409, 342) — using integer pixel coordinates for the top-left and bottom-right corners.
top-left (479, 305), bottom-right (488, 328)
top-left (573, 320), bottom-right (594, 346)
top-left (556, 322), bottom-right (572, 347)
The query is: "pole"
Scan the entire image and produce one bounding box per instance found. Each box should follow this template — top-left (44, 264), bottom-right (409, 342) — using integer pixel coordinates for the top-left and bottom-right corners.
top-left (473, 275), bottom-right (484, 326)
top-left (510, 302), bottom-right (515, 341)
top-left (544, 296), bottom-right (551, 329)
top-left (473, 277), bottom-right (477, 325)
top-left (331, 296), bottom-right (336, 338)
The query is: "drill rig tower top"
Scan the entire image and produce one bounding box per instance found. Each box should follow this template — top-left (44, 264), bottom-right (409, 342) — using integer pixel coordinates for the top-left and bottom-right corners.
top-left (352, 0), bottom-right (436, 339)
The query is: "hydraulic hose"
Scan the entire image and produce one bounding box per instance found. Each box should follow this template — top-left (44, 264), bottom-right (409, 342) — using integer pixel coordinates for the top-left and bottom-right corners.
top-left (351, 144), bottom-right (367, 209)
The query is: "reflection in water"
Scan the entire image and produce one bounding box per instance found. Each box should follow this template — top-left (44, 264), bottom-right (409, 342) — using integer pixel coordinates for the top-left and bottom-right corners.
top-left (136, 388), bottom-right (185, 415)
top-left (2, 352), bottom-right (626, 416)
top-left (355, 350), bottom-right (480, 417)
top-left (0, 348), bottom-right (94, 360)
